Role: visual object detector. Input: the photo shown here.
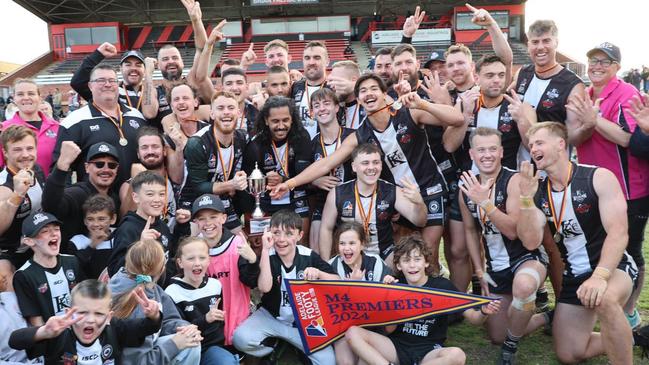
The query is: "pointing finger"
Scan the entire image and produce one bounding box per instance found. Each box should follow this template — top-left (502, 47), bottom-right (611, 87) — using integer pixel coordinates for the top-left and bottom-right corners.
top-left (248, 43), bottom-right (254, 52)
top-left (465, 3), bottom-right (479, 13)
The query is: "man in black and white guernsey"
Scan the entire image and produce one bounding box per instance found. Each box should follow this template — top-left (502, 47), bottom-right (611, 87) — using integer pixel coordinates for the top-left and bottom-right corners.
top-left (272, 73), bottom-right (463, 267)
top-left (52, 64), bottom-right (148, 186)
top-left (458, 127), bottom-right (548, 364)
top-left (319, 143), bottom-right (427, 263)
top-left (445, 54), bottom-right (536, 174)
top-left (513, 20), bottom-right (587, 144)
top-left (517, 122), bottom-right (637, 364)
top-left (327, 60), bottom-right (366, 130)
top-left (291, 41), bottom-right (330, 138)
top-left (243, 96), bottom-right (312, 234)
top-left (184, 92), bottom-right (248, 234)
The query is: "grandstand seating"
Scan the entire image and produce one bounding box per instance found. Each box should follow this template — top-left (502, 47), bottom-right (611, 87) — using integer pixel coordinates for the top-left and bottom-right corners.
top-left (219, 39), bottom-right (356, 74)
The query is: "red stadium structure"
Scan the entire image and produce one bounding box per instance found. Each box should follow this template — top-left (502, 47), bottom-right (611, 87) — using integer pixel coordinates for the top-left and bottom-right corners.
top-left (2, 0), bottom-right (583, 98)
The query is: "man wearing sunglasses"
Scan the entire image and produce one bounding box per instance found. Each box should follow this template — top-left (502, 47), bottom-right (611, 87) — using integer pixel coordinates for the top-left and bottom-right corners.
top-left (567, 42), bottom-right (649, 332)
top-left (52, 65), bottom-right (148, 187)
top-left (42, 142), bottom-right (120, 243)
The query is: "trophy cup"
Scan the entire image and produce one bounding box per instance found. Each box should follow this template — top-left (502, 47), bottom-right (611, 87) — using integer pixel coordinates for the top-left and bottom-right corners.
top-left (247, 163), bottom-right (271, 235)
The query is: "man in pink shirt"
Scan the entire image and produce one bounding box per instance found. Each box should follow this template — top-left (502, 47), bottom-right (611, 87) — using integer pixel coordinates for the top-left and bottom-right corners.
top-left (568, 42), bottom-right (649, 329)
top-left (1, 79), bottom-right (59, 176)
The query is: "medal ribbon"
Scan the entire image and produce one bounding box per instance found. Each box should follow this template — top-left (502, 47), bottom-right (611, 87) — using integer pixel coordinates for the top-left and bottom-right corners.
top-left (547, 163), bottom-right (573, 237)
top-left (92, 102), bottom-right (126, 142)
top-left (271, 140), bottom-right (289, 178)
top-left (215, 136), bottom-right (234, 181)
top-left (478, 180), bottom-right (495, 235)
top-left (354, 182), bottom-right (377, 237)
top-left (122, 84), bottom-right (143, 110)
top-left (347, 103), bottom-right (359, 129)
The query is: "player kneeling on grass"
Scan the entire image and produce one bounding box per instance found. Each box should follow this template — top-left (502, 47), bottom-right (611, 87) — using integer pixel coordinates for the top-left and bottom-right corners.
top-left (345, 235), bottom-right (500, 365)
top-left (9, 279), bottom-right (162, 364)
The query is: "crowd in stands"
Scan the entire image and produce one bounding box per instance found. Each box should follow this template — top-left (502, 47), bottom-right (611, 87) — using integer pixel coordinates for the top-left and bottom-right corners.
top-left (2, 1), bottom-right (649, 364)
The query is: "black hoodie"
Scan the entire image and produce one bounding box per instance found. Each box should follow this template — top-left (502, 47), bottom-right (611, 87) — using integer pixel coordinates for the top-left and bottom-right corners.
top-left (107, 212), bottom-right (190, 283)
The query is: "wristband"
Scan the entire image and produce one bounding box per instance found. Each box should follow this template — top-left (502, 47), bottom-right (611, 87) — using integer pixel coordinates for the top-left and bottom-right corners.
top-left (479, 200), bottom-right (497, 215)
top-left (286, 178), bottom-right (296, 191)
top-left (520, 196), bottom-right (534, 209)
top-left (592, 266), bottom-right (611, 281)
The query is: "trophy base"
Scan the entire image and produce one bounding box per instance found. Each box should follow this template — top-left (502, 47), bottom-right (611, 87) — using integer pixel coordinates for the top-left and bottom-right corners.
top-left (248, 216), bottom-right (271, 236)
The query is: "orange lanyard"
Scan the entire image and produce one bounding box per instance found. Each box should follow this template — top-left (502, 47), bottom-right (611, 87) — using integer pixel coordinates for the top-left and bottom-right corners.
top-left (478, 179), bottom-right (495, 234)
top-left (163, 174), bottom-right (169, 219)
top-left (354, 183), bottom-right (377, 236)
top-left (7, 166), bottom-right (35, 187)
top-left (122, 84), bottom-right (143, 110)
top-left (271, 140), bottom-right (289, 177)
top-left (215, 137), bottom-right (234, 181)
top-left (347, 104), bottom-right (360, 129)
top-left (547, 163), bottom-right (573, 242)
top-left (92, 102), bottom-right (126, 141)
top-left (368, 102), bottom-right (398, 117)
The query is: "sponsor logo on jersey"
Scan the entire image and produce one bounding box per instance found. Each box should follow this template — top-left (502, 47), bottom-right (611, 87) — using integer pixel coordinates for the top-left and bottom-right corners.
top-left (342, 201), bottom-right (353, 217)
top-left (90, 125), bottom-right (100, 132)
top-left (129, 119), bottom-right (140, 129)
top-left (376, 200), bottom-right (389, 211)
top-left (38, 283), bottom-right (48, 293)
top-left (573, 190), bottom-right (587, 203)
top-left (65, 269), bottom-right (76, 282)
top-left (428, 200), bottom-right (440, 213)
top-left (184, 305), bottom-right (194, 312)
top-left (102, 344), bottom-right (113, 359)
top-left (575, 203), bottom-right (591, 214)
top-left (546, 88), bottom-right (559, 100)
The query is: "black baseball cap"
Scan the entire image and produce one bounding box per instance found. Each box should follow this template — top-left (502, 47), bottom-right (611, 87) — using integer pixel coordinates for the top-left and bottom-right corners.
top-left (86, 142), bottom-right (120, 162)
top-left (192, 194), bottom-right (226, 218)
top-left (22, 212), bottom-right (62, 238)
top-left (587, 42), bottom-right (621, 63)
top-left (423, 50), bottom-right (446, 69)
top-left (120, 50), bottom-right (145, 64)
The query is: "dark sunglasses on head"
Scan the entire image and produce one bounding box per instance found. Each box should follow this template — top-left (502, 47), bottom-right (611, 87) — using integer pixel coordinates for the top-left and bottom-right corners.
top-left (90, 161), bottom-right (119, 169)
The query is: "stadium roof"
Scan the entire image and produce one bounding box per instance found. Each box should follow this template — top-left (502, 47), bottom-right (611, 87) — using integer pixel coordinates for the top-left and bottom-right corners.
top-left (16, 0), bottom-right (524, 25)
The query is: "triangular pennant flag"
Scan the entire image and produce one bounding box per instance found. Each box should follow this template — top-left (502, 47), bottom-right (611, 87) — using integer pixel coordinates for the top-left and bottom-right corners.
top-left (285, 279), bottom-right (492, 354)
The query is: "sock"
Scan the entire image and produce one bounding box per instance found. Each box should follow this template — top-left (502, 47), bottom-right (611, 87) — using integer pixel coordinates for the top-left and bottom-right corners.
top-left (502, 330), bottom-right (522, 354)
top-left (471, 275), bottom-right (481, 294)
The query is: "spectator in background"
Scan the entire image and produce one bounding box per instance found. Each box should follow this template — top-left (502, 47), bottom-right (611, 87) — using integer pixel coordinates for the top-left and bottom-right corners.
top-left (52, 88), bottom-right (62, 118)
top-left (630, 68), bottom-right (642, 90)
top-left (67, 90), bottom-right (79, 113)
top-left (642, 66), bottom-right (649, 92)
top-left (568, 42), bottom-right (649, 330)
top-left (0, 79), bottom-right (60, 177)
top-left (44, 91), bottom-right (53, 109)
top-left (423, 50), bottom-right (448, 85)
top-left (0, 95), bottom-right (7, 122)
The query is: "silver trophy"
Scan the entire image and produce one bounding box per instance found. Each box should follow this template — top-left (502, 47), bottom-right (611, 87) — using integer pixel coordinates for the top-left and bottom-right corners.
top-left (248, 163), bottom-right (267, 219)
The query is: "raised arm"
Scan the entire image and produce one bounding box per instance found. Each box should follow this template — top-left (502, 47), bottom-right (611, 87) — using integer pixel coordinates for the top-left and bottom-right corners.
top-left (466, 3), bottom-right (513, 84)
top-left (394, 178), bottom-right (427, 227)
top-left (271, 133), bottom-right (358, 199)
top-left (70, 43), bottom-right (116, 102)
top-left (516, 161), bottom-right (546, 250)
top-left (400, 92), bottom-right (464, 127)
top-left (193, 20), bottom-right (227, 102)
top-left (141, 57), bottom-right (160, 120)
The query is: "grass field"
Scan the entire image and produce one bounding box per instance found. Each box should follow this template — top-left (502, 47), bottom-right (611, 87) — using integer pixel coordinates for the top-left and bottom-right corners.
top-left (277, 230), bottom-right (649, 364)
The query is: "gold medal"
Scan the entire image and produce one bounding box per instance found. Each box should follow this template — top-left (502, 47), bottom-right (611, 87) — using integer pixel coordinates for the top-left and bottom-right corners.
top-left (392, 100), bottom-right (403, 110)
top-left (547, 163), bottom-right (573, 243)
top-left (553, 232), bottom-right (562, 243)
top-left (119, 138), bottom-right (128, 146)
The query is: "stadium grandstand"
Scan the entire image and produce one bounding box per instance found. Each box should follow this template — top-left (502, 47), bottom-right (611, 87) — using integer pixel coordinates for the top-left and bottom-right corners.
top-left (2, 0), bottom-right (583, 93)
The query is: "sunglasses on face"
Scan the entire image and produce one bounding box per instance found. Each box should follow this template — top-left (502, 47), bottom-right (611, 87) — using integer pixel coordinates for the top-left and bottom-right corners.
top-left (89, 161), bottom-right (119, 169)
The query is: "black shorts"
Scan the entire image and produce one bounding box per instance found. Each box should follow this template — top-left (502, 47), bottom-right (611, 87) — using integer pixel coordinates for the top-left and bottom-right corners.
top-left (446, 180), bottom-right (463, 222)
top-left (424, 193), bottom-right (447, 227)
top-left (626, 195), bottom-right (649, 267)
top-left (558, 258), bottom-right (639, 306)
top-left (390, 336), bottom-right (443, 365)
top-left (488, 252), bottom-right (547, 295)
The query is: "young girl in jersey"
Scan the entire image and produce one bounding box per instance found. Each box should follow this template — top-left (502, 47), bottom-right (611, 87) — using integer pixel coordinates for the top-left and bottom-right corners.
top-left (109, 240), bottom-right (202, 365)
top-left (345, 235), bottom-right (501, 365)
top-left (165, 237), bottom-right (239, 365)
top-left (329, 221), bottom-right (394, 365)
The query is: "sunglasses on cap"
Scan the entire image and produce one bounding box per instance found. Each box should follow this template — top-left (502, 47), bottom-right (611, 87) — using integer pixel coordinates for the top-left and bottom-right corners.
top-left (89, 161), bottom-right (119, 169)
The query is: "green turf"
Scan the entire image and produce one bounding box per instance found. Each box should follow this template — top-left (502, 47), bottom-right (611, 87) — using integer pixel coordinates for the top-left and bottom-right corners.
top-left (276, 229), bottom-right (649, 364)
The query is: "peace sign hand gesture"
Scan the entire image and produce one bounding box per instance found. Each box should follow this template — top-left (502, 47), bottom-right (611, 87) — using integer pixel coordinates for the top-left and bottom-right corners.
top-left (206, 20), bottom-right (228, 46)
top-left (402, 6), bottom-right (426, 38)
top-left (38, 307), bottom-right (83, 339)
top-left (420, 71), bottom-right (452, 105)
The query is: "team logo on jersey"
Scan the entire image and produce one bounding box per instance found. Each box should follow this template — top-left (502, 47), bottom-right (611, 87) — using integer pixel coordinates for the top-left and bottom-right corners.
top-left (342, 201), bottom-right (353, 217)
top-left (38, 283), bottom-right (48, 293)
top-left (575, 203), bottom-right (591, 214)
top-left (208, 154), bottom-right (217, 169)
top-left (65, 269), bottom-right (76, 282)
top-left (385, 150), bottom-right (407, 169)
top-left (501, 112), bottom-right (513, 124)
top-left (517, 78), bottom-right (528, 94)
top-left (573, 190), bottom-right (587, 203)
top-left (102, 344), bottom-right (114, 359)
top-left (428, 200), bottom-right (440, 213)
top-left (297, 270), bottom-right (305, 280)
top-left (546, 88), bottom-right (559, 100)
top-left (89, 125), bottom-right (100, 132)
top-left (46, 129), bottom-right (56, 138)
top-left (396, 124), bottom-right (408, 135)
top-left (129, 119), bottom-right (140, 129)
top-left (496, 191), bottom-right (504, 204)
top-left (264, 153), bottom-right (274, 167)
top-left (540, 199), bottom-right (551, 216)
top-left (377, 200), bottom-right (389, 211)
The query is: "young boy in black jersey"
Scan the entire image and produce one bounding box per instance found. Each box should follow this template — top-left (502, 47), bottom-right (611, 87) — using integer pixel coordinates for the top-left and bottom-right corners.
top-left (233, 209), bottom-right (339, 364)
top-left (67, 195), bottom-right (116, 279)
top-left (13, 212), bottom-right (85, 327)
top-left (346, 235), bottom-right (500, 365)
top-left (9, 279), bottom-right (162, 365)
